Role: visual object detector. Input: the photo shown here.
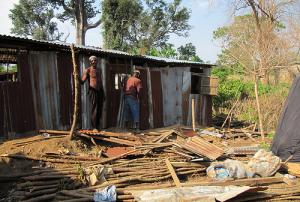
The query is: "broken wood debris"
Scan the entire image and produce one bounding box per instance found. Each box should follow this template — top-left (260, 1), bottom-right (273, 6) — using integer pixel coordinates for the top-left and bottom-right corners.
top-left (3, 126), bottom-right (299, 202)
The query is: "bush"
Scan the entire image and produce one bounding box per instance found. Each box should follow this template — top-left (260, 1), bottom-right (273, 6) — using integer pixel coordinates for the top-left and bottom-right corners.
top-left (211, 67), bottom-right (231, 82)
top-left (213, 79), bottom-right (245, 109)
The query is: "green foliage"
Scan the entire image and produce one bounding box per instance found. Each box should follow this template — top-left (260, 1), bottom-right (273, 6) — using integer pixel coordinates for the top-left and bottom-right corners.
top-left (50, 0), bottom-right (100, 22)
top-left (177, 43), bottom-right (203, 62)
top-left (260, 142), bottom-right (270, 151)
top-left (213, 79), bottom-right (245, 109)
top-left (211, 67), bottom-right (231, 82)
top-left (76, 164), bottom-right (84, 179)
top-left (9, 0), bottom-right (63, 40)
top-left (212, 67), bottom-right (291, 111)
top-left (267, 131), bottom-right (275, 139)
top-left (0, 65), bottom-right (17, 73)
top-left (102, 0), bottom-right (142, 50)
top-left (146, 43), bottom-right (204, 62)
top-left (148, 43), bottom-right (178, 58)
top-left (102, 0), bottom-right (191, 52)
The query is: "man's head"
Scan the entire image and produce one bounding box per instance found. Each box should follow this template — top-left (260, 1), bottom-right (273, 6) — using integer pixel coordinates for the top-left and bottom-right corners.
top-left (89, 55), bottom-right (97, 67)
top-left (133, 70), bottom-right (140, 78)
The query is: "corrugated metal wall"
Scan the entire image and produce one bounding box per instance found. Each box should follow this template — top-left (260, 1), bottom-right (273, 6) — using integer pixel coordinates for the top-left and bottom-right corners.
top-left (79, 56), bottom-right (107, 129)
top-left (29, 52), bottom-right (61, 130)
top-left (0, 52), bottom-right (36, 139)
top-left (154, 67), bottom-right (212, 127)
top-left (79, 56), bottom-right (91, 129)
top-left (161, 67), bottom-right (190, 126)
top-left (150, 70), bottom-right (164, 128)
top-left (0, 50), bottom-right (213, 138)
top-left (57, 52), bottom-right (73, 129)
top-left (137, 68), bottom-right (150, 129)
top-left (106, 64), bottom-right (130, 128)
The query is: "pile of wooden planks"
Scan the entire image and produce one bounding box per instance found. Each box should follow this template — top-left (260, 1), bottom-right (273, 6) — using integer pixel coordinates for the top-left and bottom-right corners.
top-left (4, 127), bottom-right (300, 202)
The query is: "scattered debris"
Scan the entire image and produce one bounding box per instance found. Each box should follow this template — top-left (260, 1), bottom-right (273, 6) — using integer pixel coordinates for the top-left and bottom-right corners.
top-left (1, 126), bottom-right (299, 202)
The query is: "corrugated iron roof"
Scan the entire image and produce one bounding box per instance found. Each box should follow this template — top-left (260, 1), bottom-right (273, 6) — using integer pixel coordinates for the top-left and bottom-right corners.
top-left (179, 136), bottom-right (224, 160)
top-left (141, 55), bottom-right (205, 65)
top-left (0, 34), bottom-right (213, 67)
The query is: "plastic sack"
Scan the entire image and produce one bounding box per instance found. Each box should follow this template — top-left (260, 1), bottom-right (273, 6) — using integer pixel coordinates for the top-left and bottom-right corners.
top-left (207, 159), bottom-right (254, 180)
top-left (93, 185), bottom-right (116, 202)
top-left (247, 149), bottom-right (281, 177)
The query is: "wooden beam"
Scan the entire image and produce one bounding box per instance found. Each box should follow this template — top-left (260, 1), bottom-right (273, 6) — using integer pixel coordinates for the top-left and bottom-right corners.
top-left (181, 176), bottom-right (284, 187)
top-left (165, 158), bottom-right (181, 187)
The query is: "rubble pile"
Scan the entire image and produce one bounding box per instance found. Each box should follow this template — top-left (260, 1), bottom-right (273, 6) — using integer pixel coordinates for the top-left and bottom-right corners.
top-left (2, 126), bottom-right (300, 202)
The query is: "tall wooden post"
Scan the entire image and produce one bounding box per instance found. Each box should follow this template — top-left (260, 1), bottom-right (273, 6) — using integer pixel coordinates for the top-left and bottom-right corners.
top-left (192, 98), bottom-right (196, 131)
top-left (70, 44), bottom-right (79, 140)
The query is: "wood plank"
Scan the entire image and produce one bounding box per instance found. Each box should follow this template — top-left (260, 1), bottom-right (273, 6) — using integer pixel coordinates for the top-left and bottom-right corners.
top-left (152, 130), bottom-right (174, 143)
top-left (165, 159), bottom-right (181, 188)
top-left (39, 130), bottom-right (69, 135)
top-left (181, 177), bottom-right (284, 187)
top-left (91, 135), bottom-right (140, 147)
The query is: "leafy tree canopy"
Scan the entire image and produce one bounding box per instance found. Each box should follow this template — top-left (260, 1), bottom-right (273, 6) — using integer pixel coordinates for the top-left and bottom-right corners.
top-left (177, 43), bottom-right (203, 62)
top-left (9, 0), bottom-right (63, 41)
top-left (102, 0), bottom-right (191, 52)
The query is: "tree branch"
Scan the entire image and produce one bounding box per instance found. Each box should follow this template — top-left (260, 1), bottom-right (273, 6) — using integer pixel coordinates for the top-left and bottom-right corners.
top-left (86, 19), bottom-right (101, 30)
top-left (60, 0), bottom-right (74, 15)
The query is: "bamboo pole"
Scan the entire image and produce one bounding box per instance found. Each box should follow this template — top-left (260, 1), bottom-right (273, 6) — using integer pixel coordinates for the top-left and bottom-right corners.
top-left (70, 44), bottom-right (79, 140)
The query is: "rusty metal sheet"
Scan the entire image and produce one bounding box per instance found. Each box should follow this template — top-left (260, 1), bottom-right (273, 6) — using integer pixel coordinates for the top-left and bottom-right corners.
top-left (0, 52), bottom-right (36, 138)
top-left (183, 136), bottom-right (224, 160)
top-left (29, 51), bottom-right (61, 130)
top-left (199, 95), bottom-right (212, 126)
top-left (57, 52), bottom-right (73, 129)
top-left (150, 70), bottom-right (164, 128)
top-left (13, 52), bottom-right (36, 133)
top-left (137, 68), bottom-right (149, 129)
top-left (106, 64), bottom-right (130, 128)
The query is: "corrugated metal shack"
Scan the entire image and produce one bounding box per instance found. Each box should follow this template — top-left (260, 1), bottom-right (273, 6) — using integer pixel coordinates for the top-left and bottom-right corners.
top-left (0, 34), bottom-right (217, 139)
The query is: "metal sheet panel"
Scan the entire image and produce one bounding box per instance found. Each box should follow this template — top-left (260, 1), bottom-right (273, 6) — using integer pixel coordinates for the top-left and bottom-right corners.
top-left (161, 67), bottom-right (190, 126)
top-left (0, 52), bottom-right (36, 138)
top-left (79, 56), bottom-right (91, 129)
top-left (57, 52), bottom-right (73, 129)
top-left (106, 64), bottom-right (130, 128)
top-left (184, 136), bottom-right (224, 160)
top-left (200, 95), bottom-right (212, 126)
top-left (14, 52), bottom-right (36, 133)
top-left (182, 71), bottom-right (191, 125)
top-left (150, 70), bottom-right (164, 128)
top-left (137, 68), bottom-right (149, 129)
top-left (29, 51), bottom-right (61, 130)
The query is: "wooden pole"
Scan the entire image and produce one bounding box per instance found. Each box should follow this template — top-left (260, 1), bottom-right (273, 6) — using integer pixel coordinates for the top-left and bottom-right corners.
top-left (192, 98), bottom-right (196, 131)
top-left (70, 44), bottom-right (79, 140)
top-left (254, 75), bottom-right (265, 141)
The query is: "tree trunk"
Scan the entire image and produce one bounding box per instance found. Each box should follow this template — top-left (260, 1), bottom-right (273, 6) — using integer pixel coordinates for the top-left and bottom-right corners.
top-left (75, 0), bottom-right (86, 45)
top-left (69, 44), bottom-right (79, 140)
top-left (75, 23), bottom-right (86, 45)
top-left (254, 75), bottom-right (265, 141)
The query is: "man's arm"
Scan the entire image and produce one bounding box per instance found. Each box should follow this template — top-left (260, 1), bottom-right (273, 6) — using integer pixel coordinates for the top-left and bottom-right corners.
top-left (80, 68), bottom-right (89, 85)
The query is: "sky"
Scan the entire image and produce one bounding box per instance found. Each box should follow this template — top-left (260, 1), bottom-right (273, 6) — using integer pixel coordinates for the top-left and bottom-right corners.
top-left (0, 0), bottom-right (229, 63)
